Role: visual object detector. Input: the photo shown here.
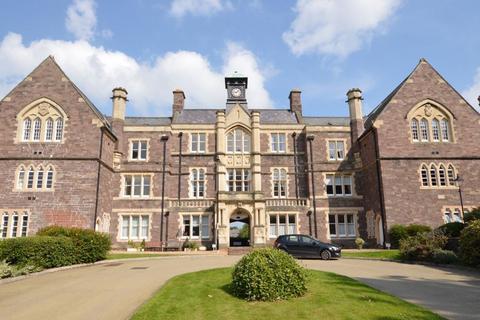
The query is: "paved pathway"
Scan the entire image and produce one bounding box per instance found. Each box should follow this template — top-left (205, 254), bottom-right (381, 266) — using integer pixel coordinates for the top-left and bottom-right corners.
top-left (0, 256), bottom-right (479, 320)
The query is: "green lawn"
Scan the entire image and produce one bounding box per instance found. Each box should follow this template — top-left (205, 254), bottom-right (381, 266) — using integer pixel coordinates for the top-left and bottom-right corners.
top-left (342, 250), bottom-right (401, 260)
top-left (131, 268), bottom-right (443, 320)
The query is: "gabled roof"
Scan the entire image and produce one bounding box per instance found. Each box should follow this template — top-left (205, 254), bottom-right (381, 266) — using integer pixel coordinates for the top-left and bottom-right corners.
top-left (364, 58), bottom-right (480, 129)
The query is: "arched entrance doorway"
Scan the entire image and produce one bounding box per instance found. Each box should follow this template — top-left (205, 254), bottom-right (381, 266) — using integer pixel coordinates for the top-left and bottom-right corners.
top-left (375, 215), bottom-right (384, 246)
top-left (229, 210), bottom-right (250, 247)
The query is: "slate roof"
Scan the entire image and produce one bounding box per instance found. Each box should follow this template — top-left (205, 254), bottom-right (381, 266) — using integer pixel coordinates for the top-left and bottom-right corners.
top-left (303, 116), bottom-right (350, 126)
top-left (124, 117), bottom-right (171, 126)
top-left (174, 109), bottom-right (218, 124)
top-left (254, 109), bottom-right (299, 124)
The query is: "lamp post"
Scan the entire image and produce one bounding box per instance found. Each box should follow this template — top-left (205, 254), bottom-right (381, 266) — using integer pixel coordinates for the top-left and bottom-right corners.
top-left (160, 134), bottom-right (169, 251)
top-left (306, 135), bottom-right (318, 238)
top-left (453, 175), bottom-right (465, 218)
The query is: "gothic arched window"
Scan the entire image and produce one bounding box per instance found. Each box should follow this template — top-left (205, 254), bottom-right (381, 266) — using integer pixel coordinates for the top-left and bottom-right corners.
top-left (226, 128), bottom-right (251, 154)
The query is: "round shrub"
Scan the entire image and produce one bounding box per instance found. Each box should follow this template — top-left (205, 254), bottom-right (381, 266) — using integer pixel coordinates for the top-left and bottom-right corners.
top-left (399, 230), bottom-right (447, 261)
top-left (459, 220), bottom-right (480, 267)
top-left (430, 249), bottom-right (458, 264)
top-left (389, 225), bottom-right (408, 248)
top-left (437, 222), bottom-right (465, 238)
top-left (405, 224), bottom-right (432, 236)
top-left (463, 208), bottom-right (480, 223)
top-left (355, 237), bottom-right (365, 249)
top-left (231, 248), bottom-right (307, 301)
top-left (37, 226), bottom-right (111, 263)
top-left (0, 236), bottom-right (76, 268)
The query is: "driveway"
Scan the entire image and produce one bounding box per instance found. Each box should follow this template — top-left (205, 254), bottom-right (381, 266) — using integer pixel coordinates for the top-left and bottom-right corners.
top-left (0, 256), bottom-right (478, 320)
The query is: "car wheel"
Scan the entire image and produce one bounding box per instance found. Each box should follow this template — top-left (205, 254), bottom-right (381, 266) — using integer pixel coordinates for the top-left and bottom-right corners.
top-left (320, 250), bottom-right (331, 260)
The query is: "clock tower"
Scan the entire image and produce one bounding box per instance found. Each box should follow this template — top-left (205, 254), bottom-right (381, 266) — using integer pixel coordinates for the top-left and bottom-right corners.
top-left (225, 71), bottom-right (247, 106)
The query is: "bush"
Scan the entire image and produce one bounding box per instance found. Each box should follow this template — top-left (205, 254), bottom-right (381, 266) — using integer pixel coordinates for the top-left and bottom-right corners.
top-left (437, 222), bottom-right (465, 238)
top-left (430, 249), bottom-right (458, 264)
top-left (182, 239), bottom-right (200, 250)
top-left (0, 260), bottom-right (42, 279)
top-left (0, 236), bottom-right (77, 268)
top-left (389, 224), bottom-right (432, 248)
top-left (355, 237), bottom-right (365, 249)
top-left (459, 220), bottom-right (480, 267)
top-left (37, 226), bottom-right (111, 263)
top-left (399, 230), bottom-right (447, 261)
top-left (464, 208), bottom-right (480, 223)
top-left (231, 248), bottom-right (307, 301)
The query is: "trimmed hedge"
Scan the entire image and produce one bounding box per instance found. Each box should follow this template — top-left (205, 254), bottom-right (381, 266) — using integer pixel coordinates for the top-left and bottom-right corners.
top-left (0, 236), bottom-right (76, 268)
top-left (231, 248), bottom-right (307, 301)
top-left (389, 224), bottom-right (432, 248)
top-left (37, 226), bottom-right (111, 263)
top-left (459, 220), bottom-right (480, 267)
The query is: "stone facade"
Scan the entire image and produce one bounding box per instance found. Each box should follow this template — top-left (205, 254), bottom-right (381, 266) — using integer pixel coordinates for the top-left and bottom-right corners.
top-left (0, 56), bottom-right (478, 249)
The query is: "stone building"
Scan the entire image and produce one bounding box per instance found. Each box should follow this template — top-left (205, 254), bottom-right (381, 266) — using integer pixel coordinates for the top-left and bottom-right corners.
top-left (0, 56), bottom-right (478, 249)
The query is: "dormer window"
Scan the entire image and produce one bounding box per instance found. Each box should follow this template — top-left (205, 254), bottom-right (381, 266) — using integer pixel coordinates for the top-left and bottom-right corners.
top-left (226, 128), bottom-right (250, 154)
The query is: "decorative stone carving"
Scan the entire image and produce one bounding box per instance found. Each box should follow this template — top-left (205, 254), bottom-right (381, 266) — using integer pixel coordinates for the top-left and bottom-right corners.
top-left (38, 102), bottom-right (50, 116)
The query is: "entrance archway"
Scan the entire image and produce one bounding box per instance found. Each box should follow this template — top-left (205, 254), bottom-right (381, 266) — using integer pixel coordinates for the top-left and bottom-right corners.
top-left (375, 215), bottom-right (384, 246)
top-left (229, 210), bottom-right (250, 247)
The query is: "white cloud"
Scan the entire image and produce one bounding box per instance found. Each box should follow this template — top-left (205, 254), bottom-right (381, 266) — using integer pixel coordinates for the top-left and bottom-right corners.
top-left (283, 0), bottom-right (402, 58)
top-left (462, 68), bottom-right (480, 109)
top-left (66, 0), bottom-right (97, 41)
top-left (169, 0), bottom-right (232, 18)
top-left (0, 33), bottom-right (273, 116)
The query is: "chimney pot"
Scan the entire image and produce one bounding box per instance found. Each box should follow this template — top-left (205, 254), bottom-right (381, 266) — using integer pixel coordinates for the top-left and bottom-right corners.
top-left (173, 89), bottom-right (185, 115)
top-left (111, 87), bottom-right (128, 120)
top-left (289, 89), bottom-right (302, 115)
top-left (346, 88), bottom-right (364, 141)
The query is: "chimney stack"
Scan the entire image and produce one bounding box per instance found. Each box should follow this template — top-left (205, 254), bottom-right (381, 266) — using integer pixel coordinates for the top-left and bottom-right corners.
top-left (346, 88), bottom-right (364, 141)
top-left (289, 89), bottom-right (302, 115)
top-left (477, 95), bottom-right (480, 107)
top-left (173, 89), bottom-right (185, 115)
top-left (112, 87), bottom-right (128, 120)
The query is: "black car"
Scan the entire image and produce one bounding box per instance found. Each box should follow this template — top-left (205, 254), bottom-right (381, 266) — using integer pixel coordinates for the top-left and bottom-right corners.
top-left (274, 234), bottom-right (341, 260)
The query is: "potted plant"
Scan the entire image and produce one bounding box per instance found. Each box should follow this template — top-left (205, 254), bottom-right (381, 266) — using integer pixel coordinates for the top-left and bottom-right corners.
top-left (355, 237), bottom-right (365, 250)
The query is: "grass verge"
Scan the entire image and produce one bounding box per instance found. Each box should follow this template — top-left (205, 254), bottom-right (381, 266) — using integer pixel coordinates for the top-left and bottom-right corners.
top-left (342, 250), bottom-right (401, 260)
top-left (132, 267), bottom-right (443, 320)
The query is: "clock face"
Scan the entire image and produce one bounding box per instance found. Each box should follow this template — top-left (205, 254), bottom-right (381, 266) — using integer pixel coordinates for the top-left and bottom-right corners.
top-left (231, 87), bottom-right (242, 98)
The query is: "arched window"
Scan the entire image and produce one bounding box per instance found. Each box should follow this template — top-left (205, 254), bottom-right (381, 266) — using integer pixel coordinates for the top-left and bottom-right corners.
top-left (27, 167), bottom-right (35, 189)
top-left (438, 165), bottom-right (446, 186)
top-left (23, 118), bottom-right (32, 141)
top-left (429, 164), bottom-right (438, 186)
top-left (272, 168), bottom-right (287, 198)
top-left (226, 128), bottom-right (250, 154)
top-left (17, 167), bottom-right (25, 189)
top-left (411, 119), bottom-right (419, 141)
top-left (55, 118), bottom-right (64, 141)
top-left (447, 165), bottom-right (456, 186)
top-left (440, 119), bottom-right (450, 141)
top-left (431, 119), bottom-right (440, 142)
top-left (46, 167), bottom-right (54, 189)
top-left (420, 119), bottom-right (429, 141)
top-left (45, 118), bottom-right (54, 141)
top-left (33, 118), bottom-right (41, 141)
top-left (36, 166), bottom-right (44, 189)
top-left (420, 165), bottom-right (429, 186)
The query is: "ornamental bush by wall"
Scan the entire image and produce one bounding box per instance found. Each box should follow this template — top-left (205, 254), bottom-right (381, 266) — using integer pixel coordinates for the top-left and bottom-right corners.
top-left (459, 220), bottom-right (480, 267)
top-left (231, 248), bottom-right (307, 301)
top-left (0, 236), bottom-right (77, 269)
top-left (37, 226), bottom-right (111, 263)
top-left (436, 222), bottom-right (465, 238)
top-left (389, 224), bottom-right (432, 248)
top-left (399, 230), bottom-right (447, 261)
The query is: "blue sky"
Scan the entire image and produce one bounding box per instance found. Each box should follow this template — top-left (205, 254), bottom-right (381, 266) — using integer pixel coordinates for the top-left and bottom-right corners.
top-left (0, 0), bottom-right (480, 117)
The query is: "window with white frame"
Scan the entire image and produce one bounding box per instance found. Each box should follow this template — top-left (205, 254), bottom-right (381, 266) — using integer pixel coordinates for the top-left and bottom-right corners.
top-left (18, 100), bottom-right (66, 143)
top-left (411, 119), bottom-right (419, 141)
top-left (123, 175), bottom-right (151, 197)
top-left (419, 163), bottom-right (457, 188)
top-left (443, 208), bottom-right (463, 224)
top-left (409, 103), bottom-right (453, 143)
top-left (182, 214), bottom-right (210, 239)
top-left (190, 169), bottom-right (206, 198)
top-left (130, 140), bottom-right (148, 161)
top-left (191, 133), bottom-right (206, 153)
top-left (269, 214), bottom-right (297, 238)
top-left (272, 168), bottom-right (287, 198)
top-left (121, 215), bottom-right (149, 240)
top-left (16, 165), bottom-right (55, 191)
top-left (227, 128), bottom-right (250, 154)
top-left (325, 174), bottom-right (352, 196)
top-left (227, 169), bottom-right (250, 192)
top-left (328, 140), bottom-right (345, 161)
top-left (0, 211), bottom-right (29, 239)
top-left (271, 133), bottom-right (286, 152)
top-left (328, 213), bottom-right (356, 237)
